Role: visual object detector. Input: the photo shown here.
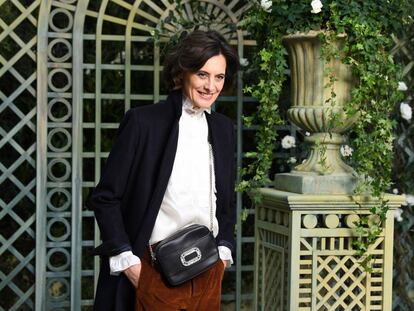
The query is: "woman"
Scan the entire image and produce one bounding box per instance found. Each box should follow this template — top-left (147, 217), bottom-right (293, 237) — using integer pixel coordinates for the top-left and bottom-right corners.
top-left (88, 30), bottom-right (239, 311)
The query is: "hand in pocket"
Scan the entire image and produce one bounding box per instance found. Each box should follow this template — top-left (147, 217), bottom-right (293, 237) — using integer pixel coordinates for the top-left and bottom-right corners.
top-left (124, 263), bottom-right (141, 288)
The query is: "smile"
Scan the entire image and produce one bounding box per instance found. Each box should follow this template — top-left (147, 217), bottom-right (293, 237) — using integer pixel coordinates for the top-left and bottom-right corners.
top-left (197, 91), bottom-right (214, 99)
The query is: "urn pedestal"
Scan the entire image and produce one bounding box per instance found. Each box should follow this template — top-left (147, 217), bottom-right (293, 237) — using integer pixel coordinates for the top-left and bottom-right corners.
top-left (254, 189), bottom-right (403, 311)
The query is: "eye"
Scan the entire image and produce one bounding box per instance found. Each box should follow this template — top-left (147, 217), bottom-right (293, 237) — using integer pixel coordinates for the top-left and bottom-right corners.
top-left (197, 72), bottom-right (208, 79)
top-left (216, 75), bottom-right (225, 81)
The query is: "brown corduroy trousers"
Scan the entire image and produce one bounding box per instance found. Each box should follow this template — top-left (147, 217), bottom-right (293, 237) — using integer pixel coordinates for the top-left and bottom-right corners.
top-left (135, 249), bottom-right (225, 311)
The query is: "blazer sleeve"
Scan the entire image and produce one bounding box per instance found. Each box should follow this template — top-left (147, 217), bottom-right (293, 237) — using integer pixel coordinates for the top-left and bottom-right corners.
top-left (87, 109), bottom-right (139, 257)
top-left (216, 122), bottom-right (237, 253)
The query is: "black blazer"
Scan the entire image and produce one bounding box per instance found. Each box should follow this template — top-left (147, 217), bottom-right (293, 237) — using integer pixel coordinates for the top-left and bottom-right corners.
top-left (88, 90), bottom-right (236, 311)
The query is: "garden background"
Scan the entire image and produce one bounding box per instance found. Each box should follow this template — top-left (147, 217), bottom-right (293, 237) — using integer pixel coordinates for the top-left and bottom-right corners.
top-left (0, 0), bottom-right (413, 310)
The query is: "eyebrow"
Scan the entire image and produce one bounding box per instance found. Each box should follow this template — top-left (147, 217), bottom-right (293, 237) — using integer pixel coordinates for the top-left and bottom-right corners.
top-left (198, 70), bottom-right (225, 76)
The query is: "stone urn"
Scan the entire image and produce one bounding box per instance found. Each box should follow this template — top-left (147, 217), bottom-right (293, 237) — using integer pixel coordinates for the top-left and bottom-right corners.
top-left (275, 31), bottom-right (358, 194)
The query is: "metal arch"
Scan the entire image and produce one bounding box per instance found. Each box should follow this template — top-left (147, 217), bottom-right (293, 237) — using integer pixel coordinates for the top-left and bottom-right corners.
top-left (32, 0), bottom-right (253, 309)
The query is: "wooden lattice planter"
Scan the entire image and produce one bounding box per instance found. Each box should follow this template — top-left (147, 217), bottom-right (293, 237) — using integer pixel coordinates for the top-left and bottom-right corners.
top-left (254, 188), bottom-right (404, 311)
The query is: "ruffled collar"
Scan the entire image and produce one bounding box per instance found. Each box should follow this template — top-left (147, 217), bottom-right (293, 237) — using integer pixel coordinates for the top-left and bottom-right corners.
top-left (182, 95), bottom-right (212, 117)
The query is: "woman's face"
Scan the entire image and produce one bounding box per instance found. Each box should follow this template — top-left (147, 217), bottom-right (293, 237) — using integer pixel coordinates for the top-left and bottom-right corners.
top-left (182, 54), bottom-right (226, 109)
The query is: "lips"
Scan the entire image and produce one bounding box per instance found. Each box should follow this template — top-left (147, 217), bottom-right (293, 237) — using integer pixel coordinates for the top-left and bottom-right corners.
top-left (197, 91), bottom-right (214, 100)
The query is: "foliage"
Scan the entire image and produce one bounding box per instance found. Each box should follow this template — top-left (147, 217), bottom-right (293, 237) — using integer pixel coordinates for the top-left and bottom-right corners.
top-left (240, 0), bottom-right (412, 268)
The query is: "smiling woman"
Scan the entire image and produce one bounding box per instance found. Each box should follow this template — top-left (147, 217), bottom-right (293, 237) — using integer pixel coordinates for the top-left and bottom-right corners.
top-left (88, 30), bottom-right (240, 311)
top-left (163, 30), bottom-right (239, 92)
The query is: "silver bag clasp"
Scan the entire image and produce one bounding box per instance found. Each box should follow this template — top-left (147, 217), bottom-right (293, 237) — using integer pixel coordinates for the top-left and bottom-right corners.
top-left (180, 247), bottom-right (202, 266)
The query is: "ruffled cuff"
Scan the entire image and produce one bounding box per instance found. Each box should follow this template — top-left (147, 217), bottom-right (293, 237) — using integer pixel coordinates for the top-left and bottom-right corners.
top-left (218, 246), bottom-right (233, 268)
top-left (109, 251), bottom-right (141, 276)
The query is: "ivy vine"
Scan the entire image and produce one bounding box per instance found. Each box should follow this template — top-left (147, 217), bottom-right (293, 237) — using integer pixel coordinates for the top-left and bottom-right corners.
top-left (240, 0), bottom-right (411, 270)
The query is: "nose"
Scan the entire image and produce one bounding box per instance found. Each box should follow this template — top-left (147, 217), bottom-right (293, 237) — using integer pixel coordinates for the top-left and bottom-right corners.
top-left (204, 78), bottom-right (214, 92)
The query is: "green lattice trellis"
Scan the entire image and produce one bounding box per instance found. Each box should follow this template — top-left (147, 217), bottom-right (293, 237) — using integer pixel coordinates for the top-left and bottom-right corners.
top-left (2, 0), bottom-right (264, 310)
top-left (0, 0), bottom-right (39, 310)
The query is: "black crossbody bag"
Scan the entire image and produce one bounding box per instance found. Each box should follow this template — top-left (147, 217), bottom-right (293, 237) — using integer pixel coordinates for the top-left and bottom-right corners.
top-left (149, 143), bottom-right (219, 286)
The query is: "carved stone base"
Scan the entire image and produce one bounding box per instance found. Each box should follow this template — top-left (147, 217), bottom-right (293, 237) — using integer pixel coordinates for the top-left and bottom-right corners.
top-left (254, 188), bottom-right (403, 311)
top-left (274, 172), bottom-right (356, 194)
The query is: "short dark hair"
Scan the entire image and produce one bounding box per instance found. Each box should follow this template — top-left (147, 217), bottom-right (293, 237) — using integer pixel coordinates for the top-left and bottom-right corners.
top-left (163, 30), bottom-right (239, 91)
